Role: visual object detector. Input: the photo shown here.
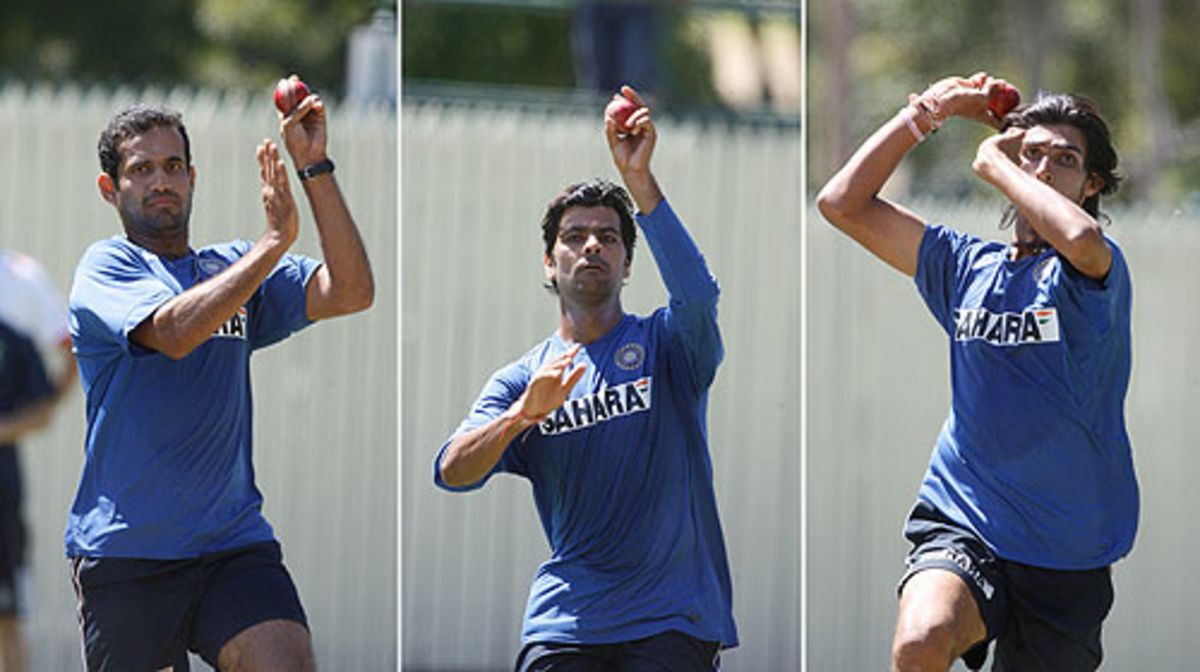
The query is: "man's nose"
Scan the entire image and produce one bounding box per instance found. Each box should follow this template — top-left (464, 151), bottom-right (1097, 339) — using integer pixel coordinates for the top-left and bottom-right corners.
top-left (1035, 158), bottom-right (1054, 184)
top-left (583, 234), bottom-right (602, 254)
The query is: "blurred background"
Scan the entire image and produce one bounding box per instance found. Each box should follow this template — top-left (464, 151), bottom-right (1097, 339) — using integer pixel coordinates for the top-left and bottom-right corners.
top-left (809, 1), bottom-right (1200, 670)
top-left (0, 1), bottom-right (396, 669)
top-left (401, 0), bottom-right (801, 670)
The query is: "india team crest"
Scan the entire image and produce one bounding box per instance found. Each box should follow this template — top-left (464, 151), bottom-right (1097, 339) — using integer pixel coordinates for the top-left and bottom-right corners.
top-left (199, 257), bottom-right (230, 278)
top-left (614, 342), bottom-right (645, 370)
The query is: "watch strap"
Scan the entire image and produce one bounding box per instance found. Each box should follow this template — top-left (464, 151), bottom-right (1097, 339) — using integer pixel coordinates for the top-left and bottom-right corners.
top-left (297, 158), bottom-right (335, 181)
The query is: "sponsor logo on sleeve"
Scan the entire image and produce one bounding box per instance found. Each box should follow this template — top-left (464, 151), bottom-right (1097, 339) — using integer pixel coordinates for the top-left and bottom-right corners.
top-left (212, 307), bottom-right (248, 340)
top-left (537, 377), bottom-right (652, 436)
top-left (952, 306), bottom-right (1059, 346)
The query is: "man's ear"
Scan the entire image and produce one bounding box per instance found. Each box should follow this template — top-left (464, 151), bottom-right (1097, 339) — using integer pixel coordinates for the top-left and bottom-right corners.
top-left (544, 254), bottom-right (556, 284)
top-left (1083, 173), bottom-right (1104, 201)
top-left (97, 173), bottom-right (117, 206)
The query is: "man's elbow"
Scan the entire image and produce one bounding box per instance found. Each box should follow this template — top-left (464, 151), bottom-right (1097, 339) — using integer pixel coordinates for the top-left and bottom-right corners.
top-left (327, 279), bottom-right (375, 317)
top-left (815, 183), bottom-right (851, 229)
top-left (132, 322), bottom-right (198, 361)
top-left (1063, 230), bottom-right (1112, 280)
top-left (342, 281), bottom-right (375, 314)
top-left (437, 457), bottom-right (473, 490)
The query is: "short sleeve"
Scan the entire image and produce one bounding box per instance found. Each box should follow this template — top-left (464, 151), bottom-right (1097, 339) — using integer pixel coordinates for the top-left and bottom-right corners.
top-left (915, 225), bottom-right (981, 333)
top-left (249, 252), bottom-right (321, 350)
top-left (1052, 237), bottom-right (1129, 336)
top-left (69, 240), bottom-right (175, 356)
top-left (433, 361), bottom-right (532, 492)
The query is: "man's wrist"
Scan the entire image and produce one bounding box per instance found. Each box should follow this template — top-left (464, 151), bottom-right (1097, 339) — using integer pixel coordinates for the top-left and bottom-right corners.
top-left (621, 172), bottom-right (662, 214)
top-left (297, 158), bottom-right (335, 181)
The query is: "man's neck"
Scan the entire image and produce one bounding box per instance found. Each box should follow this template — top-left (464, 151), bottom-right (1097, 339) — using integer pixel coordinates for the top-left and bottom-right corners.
top-left (558, 298), bottom-right (624, 345)
top-left (1009, 217), bottom-right (1049, 261)
top-left (125, 229), bottom-right (189, 259)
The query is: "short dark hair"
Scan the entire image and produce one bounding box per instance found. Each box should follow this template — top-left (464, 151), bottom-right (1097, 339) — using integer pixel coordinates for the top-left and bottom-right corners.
top-left (1004, 93), bottom-right (1120, 217)
top-left (98, 104), bottom-right (192, 182)
top-left (541, 179), bottom-right (637, 261)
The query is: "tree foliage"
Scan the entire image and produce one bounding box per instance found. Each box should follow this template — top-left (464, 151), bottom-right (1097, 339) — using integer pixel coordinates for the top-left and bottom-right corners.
top-left (810, 0), bottom-right (1200, 205)
top-left (0, 0), bottom-right (386, 97)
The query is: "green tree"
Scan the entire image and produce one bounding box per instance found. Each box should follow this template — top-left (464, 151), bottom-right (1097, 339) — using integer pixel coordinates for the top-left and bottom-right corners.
top-left (0, 1), bottom-right (386, 97)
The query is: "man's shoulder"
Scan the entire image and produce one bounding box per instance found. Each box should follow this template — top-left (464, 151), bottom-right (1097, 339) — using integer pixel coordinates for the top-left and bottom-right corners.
top-left (508, 335), bottom-right (560, 371)
top-left (197, 239), bottom-right (253, 257)
top-left (81, 235), bottom-right (132, 258)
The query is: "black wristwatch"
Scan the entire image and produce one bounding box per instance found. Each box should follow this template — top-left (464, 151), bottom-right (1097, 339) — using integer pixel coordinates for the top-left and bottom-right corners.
top-left (297, 158), bottom-right (335, 181)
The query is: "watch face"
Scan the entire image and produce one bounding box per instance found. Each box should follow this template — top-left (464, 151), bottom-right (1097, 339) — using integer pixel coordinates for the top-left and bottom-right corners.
top-left (299, 159), bottom-right (334, 180)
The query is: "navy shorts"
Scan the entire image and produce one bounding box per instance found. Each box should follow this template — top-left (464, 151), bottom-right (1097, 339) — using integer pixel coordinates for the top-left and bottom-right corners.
top-left (71, 541), bottom-right (307, 672)
top-left (899, 501), bottom-right (1114, 671)
top-left (515, 630), bottom-right (721, 672)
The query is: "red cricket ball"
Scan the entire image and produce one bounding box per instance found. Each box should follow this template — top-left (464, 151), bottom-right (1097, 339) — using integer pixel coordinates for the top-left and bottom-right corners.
top-left (273, 76), bottom-right (310, 115)
top-left (604, 94), bottom-right (639, 130)
top-left (987, 83), bottom-right (1021, 119)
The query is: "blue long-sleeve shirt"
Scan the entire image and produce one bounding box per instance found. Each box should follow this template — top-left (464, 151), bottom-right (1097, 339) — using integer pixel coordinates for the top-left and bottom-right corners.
top-left (435, 199), bottom-right (738, 648)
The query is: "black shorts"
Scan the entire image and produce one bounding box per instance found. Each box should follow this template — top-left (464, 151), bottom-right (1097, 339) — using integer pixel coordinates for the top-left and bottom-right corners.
top-left (0, 503), bottom-right (26, 617)
top-left (898, 501), bottom-right (1114, 671)
top-left (515, 630), bottom-right (721, 672)
top-left (71, 541), bottom-right (308, 672)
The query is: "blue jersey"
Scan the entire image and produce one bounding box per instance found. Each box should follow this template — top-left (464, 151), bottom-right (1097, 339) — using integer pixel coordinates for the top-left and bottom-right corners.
top-left (914, 224), bottom-right (1138, 569)
top-left (66, 237), bottom-right (319, 559)
top-left (435, 200), bottom-right (738, 649)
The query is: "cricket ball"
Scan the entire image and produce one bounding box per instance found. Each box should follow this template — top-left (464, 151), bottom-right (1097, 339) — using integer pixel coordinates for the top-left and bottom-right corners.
top-left (987, 82), bottom-right (1021, 119)
top-left (605, 94), bottom-right (638, 130)
top-left (273, 76), bottom-right (310, 115)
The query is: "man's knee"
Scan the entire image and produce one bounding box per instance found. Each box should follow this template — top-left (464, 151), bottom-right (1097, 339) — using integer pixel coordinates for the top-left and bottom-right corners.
top-left (892, 618), bottom-right (959, 672)
top-left (892, 568), bottom-right (987, 672)
top-left (217, 619), bottom-right (314, 672)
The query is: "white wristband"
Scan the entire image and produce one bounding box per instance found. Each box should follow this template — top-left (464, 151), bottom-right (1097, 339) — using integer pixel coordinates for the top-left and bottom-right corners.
top-left (900, 106), bottom-right (925, 143)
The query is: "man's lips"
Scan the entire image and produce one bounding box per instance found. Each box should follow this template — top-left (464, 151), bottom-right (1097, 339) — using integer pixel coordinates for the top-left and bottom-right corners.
top-left (145, 194), bottom-right (179, 208)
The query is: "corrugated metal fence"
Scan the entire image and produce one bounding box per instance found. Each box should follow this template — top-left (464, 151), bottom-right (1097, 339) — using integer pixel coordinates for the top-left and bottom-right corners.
top-left (0, 83), bottom-right (396, 670)
top-left (401, 100), bottom-right (801, 670)
top-left (809, 199), bottom-right (1200, 670)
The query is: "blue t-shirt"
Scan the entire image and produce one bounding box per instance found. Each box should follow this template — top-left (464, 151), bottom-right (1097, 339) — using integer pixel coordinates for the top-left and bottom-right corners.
top-left (914, 224), bottom-right (1138, 569)
top-left (435, 200), bottom-right (738, 649)
top-left (66, 237), bottom-right (319, 559)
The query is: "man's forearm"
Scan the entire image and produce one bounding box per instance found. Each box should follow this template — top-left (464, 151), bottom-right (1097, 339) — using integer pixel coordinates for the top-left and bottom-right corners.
top-left (0, 401), bottom-right (53, 444)
top-left (302, 174), bottom-right (374, 320)
top-left (439, 409), bottom-right (538, 488)
top-left (619, 168), bottom-right (663, 215)
top-left (132, 234), bottom-right (291, 359)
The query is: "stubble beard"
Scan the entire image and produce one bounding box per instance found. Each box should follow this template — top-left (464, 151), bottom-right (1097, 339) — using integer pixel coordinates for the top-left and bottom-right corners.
top-left (120, 196), bottom-right (192, 248)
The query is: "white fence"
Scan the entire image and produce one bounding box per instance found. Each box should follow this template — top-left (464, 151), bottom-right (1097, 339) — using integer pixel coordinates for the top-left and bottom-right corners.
top-left (809, 198), bottom-right (1200, 670)
top-left (0, 83), bottom-right (396, 670)
top-left (401, 100), bottom-right (801, 670)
